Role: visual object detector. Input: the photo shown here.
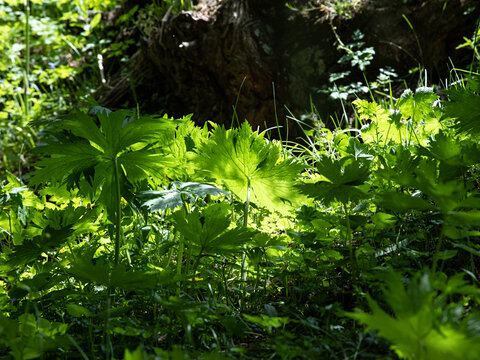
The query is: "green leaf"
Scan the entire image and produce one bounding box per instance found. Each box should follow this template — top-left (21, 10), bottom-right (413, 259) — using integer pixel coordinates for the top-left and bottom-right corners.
top-left (140, 182), bottom-right (227, 213)
top-left (110, 264), bottom-right (167, 291)
top-left (68, 257), bottom-right (111, 286)
top-left (371, 212), bottom-right (397, 229)
top-left (68, 257), bottom-right (171, 290)
top-left (298, 156), bottom-right (370, 205)
top-left (194, 122), bottom-right (305, 214)
top-left (444, 79), bottom-right (480, 135)
top-left (396, 87), bottom-right (439, 123)
top-left (446, 210), bottom-right (480, 227)
top-left (172, 203), bottom-right (253, 255)
top-left (66, 304), bottom-right (93, 318)
top-left (417, 131), bottom-right (480, 171)
top-left (355, 98), bottom-right (402, 145)
top-left (30, 109), bottom-right (180, 219)
top-left (124, 346), bottom-right (148, 360)
top-left (346, 137), bottom-right (374, 160)
top-left (89, 12), bottom-right (102, 31)
top-left (375, 191), bottom-right (435, 213)
top-left (347, 270), bottom-right (480, 360)
top-left (7, 225), bottom-right (74, 267)
top-left (243, 314), bottom-right (289, 334)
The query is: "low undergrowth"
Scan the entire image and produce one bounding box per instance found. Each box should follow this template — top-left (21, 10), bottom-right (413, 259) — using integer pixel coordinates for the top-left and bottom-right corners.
top-left (2, 75), bottom-right (480, 359)
top-left (2, 1), bottom-right (480, 359)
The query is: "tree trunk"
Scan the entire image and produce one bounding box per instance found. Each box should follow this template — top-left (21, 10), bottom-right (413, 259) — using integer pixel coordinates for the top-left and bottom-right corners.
top-left (95, 0), bottom-right (480, 135)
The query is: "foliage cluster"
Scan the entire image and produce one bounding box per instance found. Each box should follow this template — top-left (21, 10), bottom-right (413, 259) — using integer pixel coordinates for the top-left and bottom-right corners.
top-left (2, 75), bottom-right (480, 358)
top-left (0, 0), bottom-right (130, 175)
top-left (2, 1), bottom-right (480, 360)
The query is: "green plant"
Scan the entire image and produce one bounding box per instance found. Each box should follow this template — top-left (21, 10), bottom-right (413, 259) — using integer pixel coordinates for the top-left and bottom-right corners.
top-left (349, 270), bottom-right (480, 360)
top-left (193, 122), bottom-right (304, 287)
top-left (297, 143), bottom-right (372, 272)
top-left (30, 107), bottom-right (180, 266)
top-left (0, 0), bottom-right (118, 175)
top-left (4, 8), bottom-right (480, 354)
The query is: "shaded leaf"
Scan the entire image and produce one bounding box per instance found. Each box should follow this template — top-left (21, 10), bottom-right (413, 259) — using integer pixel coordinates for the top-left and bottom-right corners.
top-left (172, 203), bottom-right (253, 255)
top-left (444, 80), bottom-right (480, 135)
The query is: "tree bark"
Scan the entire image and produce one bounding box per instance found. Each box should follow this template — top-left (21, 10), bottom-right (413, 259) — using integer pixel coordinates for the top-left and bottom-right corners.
top-left (95, 0), bottom-right (480, 135)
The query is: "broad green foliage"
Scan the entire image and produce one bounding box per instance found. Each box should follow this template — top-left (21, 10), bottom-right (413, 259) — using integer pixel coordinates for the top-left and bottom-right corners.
top-left (396, 87), bottom-right (439, 123)
top-left (1, 88), bottom-right (480, 358)
top-left (2, 5), bottom-right (480, 355)
top-left (172, 203), bottom-right (253, 256)
top-left (355, 98), bottom-right (400, 144)
top-left (194, 122), bottom-right (305, 214)
top-left (443, 78), bottom-right (480, 135)
top-left (349, 271), bottom-right (480, 360)
top-left (298, 155), bottom-right (371, 206)
top-left (3, 82), bottom-right (480, 358)
top-left (356, 86), bottom-right (440, 146)
top-left (0, 313), bottom-right (69, 360)
top-left (30, 108), bottom-right (179, 216)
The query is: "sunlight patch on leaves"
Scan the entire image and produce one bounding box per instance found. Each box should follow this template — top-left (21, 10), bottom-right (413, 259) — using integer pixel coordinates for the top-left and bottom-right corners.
top-left (194, 122), bottom-right (305, 214)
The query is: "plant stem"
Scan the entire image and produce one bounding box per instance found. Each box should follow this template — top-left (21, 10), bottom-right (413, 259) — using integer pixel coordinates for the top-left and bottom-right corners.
top-left (192, 252), bottom-right (202, 282)
top-left (222, 257), bottom-right (229, 306)
top-left (176, 232), bottom-right (184, 297)
top-left (240, 180), bottom-right (251, 285)
top-left (432, 232), bottom-right (445, 273)
top-left (112, 157), bottom-right (122, 266)
top-left (24, 0), bottom-right (30, 120)
top-left (104, 293), bottom-right (112, 359)
top-left (239, 179), bottom-right (251, 307)
top-left (344, 203), bottom-right (357, 274)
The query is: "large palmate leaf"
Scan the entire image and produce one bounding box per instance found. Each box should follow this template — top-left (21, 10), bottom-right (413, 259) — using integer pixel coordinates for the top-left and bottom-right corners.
top-left (172, 203), bottom-right (253, 255)
top-left (297, 156), bottom-right (371, 206)
top-left (164, 119), bottom-right (209, 179)
top-left (68, 256), bottom-right (173, 291)
top-left (348, 271), bottom-right (480, 360)
top-left (396, 87), bottom-right (439, 123)
top-left (7, 225), bottom-right (74, 267)
top-left (30, 108), bottom-right (180, 217)
top-left (417, 131), bottom-right (480, 182)
top-left (444, 78), bottom-right (480, 135)
top-left (193, 122), bottom-right (304, 214)
top-left (374, 191), bottom-right (435, 213)
top-left (419, 131), bottom-right (480, 167)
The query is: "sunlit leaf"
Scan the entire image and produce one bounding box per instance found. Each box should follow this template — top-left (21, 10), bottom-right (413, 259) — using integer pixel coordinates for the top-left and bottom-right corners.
top-left (194, 122), bottom-right (305, 214)
top-left (396, 87), bottom-right (439, 122)
top-left (140, 182), bottom-right (227, 213)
